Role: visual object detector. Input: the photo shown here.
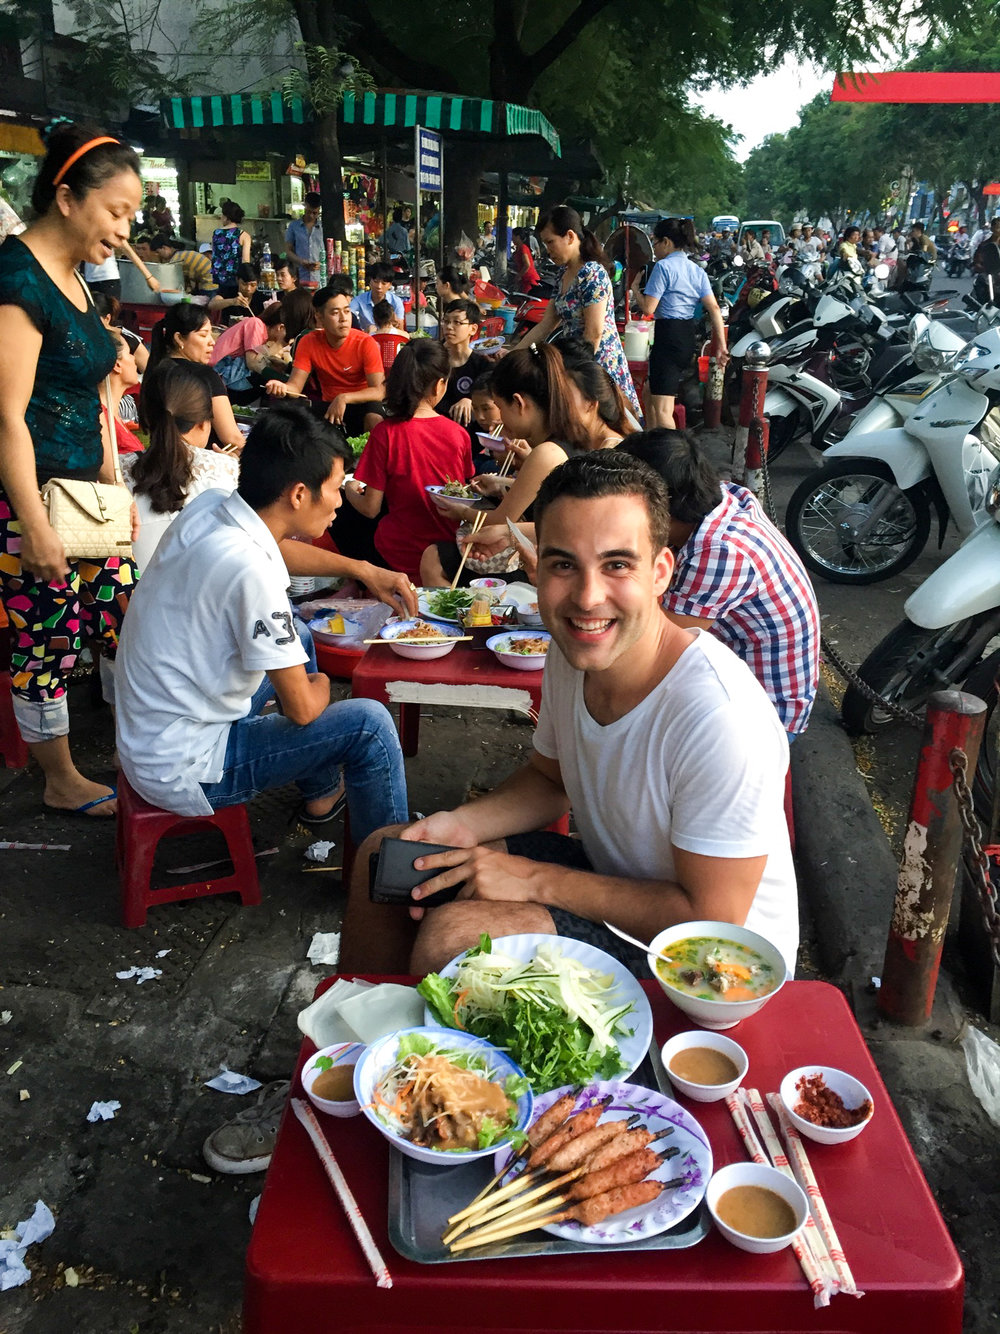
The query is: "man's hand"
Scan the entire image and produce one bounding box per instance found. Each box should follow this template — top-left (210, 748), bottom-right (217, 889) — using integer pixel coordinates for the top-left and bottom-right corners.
top-left (407, 844), bottom-right (542, 919)
top-left (326, 394), bottom-right (349, 425)
top-left (265, 379), bottom-right (288, 397)
top-left (146, 276), bottom-right (161, 294)
top-left (450, 398), bottom-right (473, 426)
top-left (360, 563), bottom-right (419, 617)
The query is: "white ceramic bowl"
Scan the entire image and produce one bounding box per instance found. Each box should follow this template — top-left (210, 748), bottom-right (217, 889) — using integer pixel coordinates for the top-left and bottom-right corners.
top-left (647, 920), bottom-right (789, 1030)
top-left (302, 1041), bottom-right (366, 1117)
top-left (425, 484), bottom-right (480, 508)
top-left (660, 1031), bottom-right (748, 1102)
top-left (515, 601), bottom-right (546, 629)
top-left (779, 1065), bottom-right (874, 1145)
top-left (469, 577), bottom-right (507, 602)
top-left (158, 289), bottom-right (187, 306)
top-left (353, 1026), bottom-right (533, 1166)
top-left (706, 1161), bottom-right (808, 1254)
top-left (486, 630), bottom-right (551, 671)
top-left (477, 431), bottom-right (510, 455)
top-left (378, 618), bottom-right (462, 660)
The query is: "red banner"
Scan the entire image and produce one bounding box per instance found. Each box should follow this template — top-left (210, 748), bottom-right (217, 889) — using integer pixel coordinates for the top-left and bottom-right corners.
top-left (832, 71), bottom-right (1000, 103)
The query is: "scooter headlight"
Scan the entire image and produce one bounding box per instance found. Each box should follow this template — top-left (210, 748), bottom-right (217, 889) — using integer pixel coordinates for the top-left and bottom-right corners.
top-left (911, 324), bottom-right (963, 374)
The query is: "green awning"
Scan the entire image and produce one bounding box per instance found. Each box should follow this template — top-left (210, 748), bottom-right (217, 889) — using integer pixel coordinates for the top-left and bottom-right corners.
top-left (162, 90), bottom-right (560, 155)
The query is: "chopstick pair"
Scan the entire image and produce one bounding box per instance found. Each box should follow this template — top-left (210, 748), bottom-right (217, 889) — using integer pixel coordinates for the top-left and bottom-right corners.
top-left (725, 1088), bottom-right (861, 1307)
top-left (448, 439), bottom-right (518, 591)
top-left (361, 635), bottom-right (473, 645)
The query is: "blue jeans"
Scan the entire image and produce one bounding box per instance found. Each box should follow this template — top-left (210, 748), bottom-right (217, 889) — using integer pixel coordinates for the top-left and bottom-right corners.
top-left (200, 620), bottom-right (408, 843)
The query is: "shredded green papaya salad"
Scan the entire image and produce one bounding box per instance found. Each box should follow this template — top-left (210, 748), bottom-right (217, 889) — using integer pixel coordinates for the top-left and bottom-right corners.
top-left (418, 936), bottom-right (635, 1092)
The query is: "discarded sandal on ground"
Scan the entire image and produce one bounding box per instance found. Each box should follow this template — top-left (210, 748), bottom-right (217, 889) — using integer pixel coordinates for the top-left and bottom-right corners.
top-left (290, 790), bottom-right (347, 831)
top-left (43, 789), bottom-right (117, 818)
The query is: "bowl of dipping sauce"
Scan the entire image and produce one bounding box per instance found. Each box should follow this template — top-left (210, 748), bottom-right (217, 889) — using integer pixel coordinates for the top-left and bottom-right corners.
top-left (469, 577), bottom-right (507, 602)
top-left (779, 1065), bottom-right (874, 1145)
top-left (302, 1041), bottom-right (365, 1117)
top-left (660, 1030), bottom-right (748, 1102)
top-left (706, 1162), bottom-right (808, 1254)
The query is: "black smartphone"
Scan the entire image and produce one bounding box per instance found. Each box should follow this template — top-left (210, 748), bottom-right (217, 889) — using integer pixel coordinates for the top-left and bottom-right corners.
top-left (368, 836), bottom-right (464, 907)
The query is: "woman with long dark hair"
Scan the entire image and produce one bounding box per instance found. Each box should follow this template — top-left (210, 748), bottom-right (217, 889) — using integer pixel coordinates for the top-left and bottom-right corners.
top-left (515, 204), bottom-right (640, 416)
top-left (123, 360), bottom-right (238, 570)
top-left (211, 198), bottom-right (251, 295)
top-left (147, 304), bottom-right (244, 451)
top-left (344, 340), bottom-right (472, 581)
top-left (631, 216), bottom-right (729, 429)
top-left (420, 342), bottom-right (612, 585)
top-left (0, 119), bottom-right (142, 816)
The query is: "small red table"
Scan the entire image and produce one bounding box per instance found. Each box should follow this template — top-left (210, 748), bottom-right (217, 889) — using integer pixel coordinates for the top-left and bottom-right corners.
top-left (351, 644), bottom-right (544, 757)
top-left (244, 980), bottom-right (963, 1334)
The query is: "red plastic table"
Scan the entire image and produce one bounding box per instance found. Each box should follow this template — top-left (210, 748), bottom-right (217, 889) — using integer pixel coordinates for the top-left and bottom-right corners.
top-left (244, 980), bottom-right (963, 1334)
top-left (351, 644), bottom-right (544, 757)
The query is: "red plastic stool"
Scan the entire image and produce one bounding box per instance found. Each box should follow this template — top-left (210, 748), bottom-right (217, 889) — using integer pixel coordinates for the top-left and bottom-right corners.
top-left (115, 773), bottom-right (261, 928)
top-left (0, 673), bottom-right (29, 769)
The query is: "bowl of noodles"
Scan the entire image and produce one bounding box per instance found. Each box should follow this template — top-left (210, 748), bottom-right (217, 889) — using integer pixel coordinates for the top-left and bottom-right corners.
top-left (486, 630), bottom-right (551, 671)
top-left (379, 618), bottom-right (463, 660)
top-left (353, 1027), bottom-right (533, 1165)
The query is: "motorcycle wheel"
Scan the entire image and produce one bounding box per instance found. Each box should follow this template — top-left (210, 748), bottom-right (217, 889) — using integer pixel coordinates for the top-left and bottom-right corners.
top-left (961, 648), bottom-right (1000, 823)
top-left (841, 615), bottom-right (995, 735)
top-left (785, 458), bottom-right (930, 584)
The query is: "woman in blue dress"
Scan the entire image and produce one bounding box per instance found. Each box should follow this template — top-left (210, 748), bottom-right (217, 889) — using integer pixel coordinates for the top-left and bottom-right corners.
top-left (516, 205), bottom-right (641, 418)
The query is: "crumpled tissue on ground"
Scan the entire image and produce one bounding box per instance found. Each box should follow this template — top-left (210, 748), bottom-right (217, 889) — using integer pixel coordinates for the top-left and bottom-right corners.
top-left (305, 840), bottom-right (336, 863)
top-left (307, 931), bottom-right (341, 966)
top-left (204, 1068), bottom-right (263, 1095)
top-left (86, 1100), bottom-right (121, 1122)
top-left (0, 1200), bottom-right (54, 1290)
top-left (115, 966), bottom-right (162, 985)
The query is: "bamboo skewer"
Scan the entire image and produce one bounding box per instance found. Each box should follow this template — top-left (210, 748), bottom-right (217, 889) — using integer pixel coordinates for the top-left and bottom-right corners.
top-left (442, 1167), bottom-right (580, 1245)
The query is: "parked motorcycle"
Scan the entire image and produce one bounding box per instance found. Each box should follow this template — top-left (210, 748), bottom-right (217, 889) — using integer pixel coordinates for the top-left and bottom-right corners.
top-left (840, 455), bottom-right (1000, 825)
top-left (785, 321), bottom-right (1000, 584)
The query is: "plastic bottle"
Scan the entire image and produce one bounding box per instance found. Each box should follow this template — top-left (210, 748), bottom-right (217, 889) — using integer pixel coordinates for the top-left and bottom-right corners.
top-left (260, 241), bottom-right (275, 293)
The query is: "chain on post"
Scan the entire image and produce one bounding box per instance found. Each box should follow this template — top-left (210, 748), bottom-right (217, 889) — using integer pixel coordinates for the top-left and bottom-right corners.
top-left (950, 747), bottom-right (1000, 972)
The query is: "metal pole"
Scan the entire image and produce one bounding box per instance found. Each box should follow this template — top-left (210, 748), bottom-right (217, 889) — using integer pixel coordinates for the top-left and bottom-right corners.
top-left (413, 128), bottom-right (421, 334)
top-left (733, 341), bottom-right (770, 490)
top-left (381, 136), bottom-right (389, 262)
top-left (496, 158), bottom-right (509, 283)
top-left (438, 143), bottom-right (445, 277)
top-left (879, 690), bottom-right (987, 1025)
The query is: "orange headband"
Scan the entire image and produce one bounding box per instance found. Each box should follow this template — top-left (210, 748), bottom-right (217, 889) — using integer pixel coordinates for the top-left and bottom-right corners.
top-left (52, 136), bottom-right (120, 187)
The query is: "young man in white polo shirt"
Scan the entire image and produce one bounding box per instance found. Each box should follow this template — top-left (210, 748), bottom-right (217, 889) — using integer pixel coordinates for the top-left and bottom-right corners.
top-left (338, 451), bottom-right (797, 978)
top-left (115, 404), bottom-right (409, 838)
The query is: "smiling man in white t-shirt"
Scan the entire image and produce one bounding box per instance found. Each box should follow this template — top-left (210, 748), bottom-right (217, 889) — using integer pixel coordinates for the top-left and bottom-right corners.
top-left (339, 451), bottom-right (797, 977)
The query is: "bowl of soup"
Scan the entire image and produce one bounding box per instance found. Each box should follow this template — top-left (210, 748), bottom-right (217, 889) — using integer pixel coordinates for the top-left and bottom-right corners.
top-left (660, 1031), bottom-right (748, 1102)
top-left (302, 1041), bottom-right (366, 1117)
top-left (647, 921), bottom-right (788, 1030)
top-left (706, 1162), bottom-right (808, 1254)
top-left (779, 1065), bottom-right (874, 1145)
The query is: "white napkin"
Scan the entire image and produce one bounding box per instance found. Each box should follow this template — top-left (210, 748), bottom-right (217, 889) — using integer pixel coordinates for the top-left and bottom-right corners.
top-left (297, 979), bottom-right (424, 1048)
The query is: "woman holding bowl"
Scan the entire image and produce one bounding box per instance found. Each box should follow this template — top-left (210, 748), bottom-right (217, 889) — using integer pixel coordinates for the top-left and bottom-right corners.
top-left (631, 216), bottom-right (729, 430)
top-left (516, 205), bottom-right (641, 418)
top-left (0, 120), bottom-right (142, 816)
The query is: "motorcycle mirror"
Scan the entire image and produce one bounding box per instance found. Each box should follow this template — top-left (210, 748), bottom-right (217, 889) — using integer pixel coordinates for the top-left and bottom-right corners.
top-left (874, 263), bottom-right (890, 280)
top-left (732, 254), bottom-right (745, 267)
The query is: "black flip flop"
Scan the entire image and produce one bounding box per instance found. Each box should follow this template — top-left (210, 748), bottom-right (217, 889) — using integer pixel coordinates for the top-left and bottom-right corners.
top-left (291, 790), bottom-right (348, 831)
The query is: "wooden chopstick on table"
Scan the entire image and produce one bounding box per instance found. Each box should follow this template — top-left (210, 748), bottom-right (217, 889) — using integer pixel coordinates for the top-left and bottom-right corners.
top-left (291, 1098), bottom-right (393, 1288)
top-left (361, 635), bottom-right (474, 644)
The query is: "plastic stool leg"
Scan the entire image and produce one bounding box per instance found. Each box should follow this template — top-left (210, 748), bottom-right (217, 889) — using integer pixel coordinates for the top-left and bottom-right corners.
top-left (221, 806), bottom-right (262, 907)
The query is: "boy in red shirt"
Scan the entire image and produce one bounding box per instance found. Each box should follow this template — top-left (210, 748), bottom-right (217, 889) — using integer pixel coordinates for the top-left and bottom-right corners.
top-left (266, 276), bottom-right (386, 436)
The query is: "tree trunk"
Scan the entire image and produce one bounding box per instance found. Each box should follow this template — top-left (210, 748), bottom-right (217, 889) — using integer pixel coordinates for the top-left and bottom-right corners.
top-left (314, 109), bottom-right (346, 245)
top-left (443, 139), bottom-right (487, 262)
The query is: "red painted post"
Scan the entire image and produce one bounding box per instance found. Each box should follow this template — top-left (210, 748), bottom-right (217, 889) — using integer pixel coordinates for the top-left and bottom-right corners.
top-left (878, 690), bottom-right (987, 1025)
top-left (733, 341), bottom-right (770, 491)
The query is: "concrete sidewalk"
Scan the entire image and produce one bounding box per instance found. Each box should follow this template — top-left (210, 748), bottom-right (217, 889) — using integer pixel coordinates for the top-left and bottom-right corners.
top-left (1, 662), bottom-right (997, 1332)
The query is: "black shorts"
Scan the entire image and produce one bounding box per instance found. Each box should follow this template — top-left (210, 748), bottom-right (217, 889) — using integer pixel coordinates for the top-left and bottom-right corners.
top-left (648, 318), bottom-right (697, 397)
top-left (504, 831), bottom-right (649, 974)
top-left (335, 400), bottom-right (387, 439)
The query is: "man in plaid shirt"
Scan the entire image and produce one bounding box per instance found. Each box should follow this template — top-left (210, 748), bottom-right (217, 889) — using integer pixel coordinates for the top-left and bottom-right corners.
top-left (625, 432), bottom-right (820, 736)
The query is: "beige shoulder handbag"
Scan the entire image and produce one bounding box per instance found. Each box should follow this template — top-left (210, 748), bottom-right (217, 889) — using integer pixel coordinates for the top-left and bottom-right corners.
top-left (40, 276), bottom-right (133, 560)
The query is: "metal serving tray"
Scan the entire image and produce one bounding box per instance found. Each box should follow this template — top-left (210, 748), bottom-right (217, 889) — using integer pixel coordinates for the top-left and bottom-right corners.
top-left (386, 1058), bottom-right (710, 1264)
